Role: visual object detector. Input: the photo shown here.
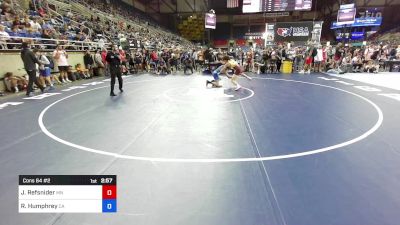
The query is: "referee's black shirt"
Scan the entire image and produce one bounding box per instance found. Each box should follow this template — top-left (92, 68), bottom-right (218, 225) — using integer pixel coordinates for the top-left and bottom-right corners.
top-left (106, 51), bottom-right (121, 67)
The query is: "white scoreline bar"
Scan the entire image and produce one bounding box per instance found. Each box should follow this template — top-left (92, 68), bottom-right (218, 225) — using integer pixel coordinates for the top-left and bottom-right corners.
top-left (19, 185), bottom-right (102, 200)
top-left (19, 199), bottom-right (102, 213)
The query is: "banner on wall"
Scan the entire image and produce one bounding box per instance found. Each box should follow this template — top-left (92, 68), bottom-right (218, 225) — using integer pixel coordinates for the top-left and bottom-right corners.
top-left (331, 17), bottom-right (382, 29)
top-left (264, 23), bottom-right (275, 46)
top-left (205, 13), bottom-right (216, 29)
top-left (213, 40), bottom-right (228, 47)
top-left (235, 39), bottom-right (246, 46)
top-left (274, 21), bottom-right (313, 42)
top-left (311, 21), bottom-right (323, 44)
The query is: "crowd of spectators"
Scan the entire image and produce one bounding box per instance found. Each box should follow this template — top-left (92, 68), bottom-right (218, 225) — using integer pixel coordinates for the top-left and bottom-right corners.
top-left (4, 41), bottom-right (400, 93)
top-left (0, 0), bottom-right (193, 51)
top-left (75, 0), bottom-right (193, 51)
top-left (1, 0), bottom-right (400, 95)
top-left (1, 0), bottom-right (197, 94)
top-left (0, 0), bottom-right (96, 49)
top-left (224, 42), bottom-right (400, 74)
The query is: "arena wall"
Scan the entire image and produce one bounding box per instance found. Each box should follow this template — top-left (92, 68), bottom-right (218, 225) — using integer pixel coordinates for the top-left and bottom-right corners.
top-left (0, 51), bottom-right (86, 92)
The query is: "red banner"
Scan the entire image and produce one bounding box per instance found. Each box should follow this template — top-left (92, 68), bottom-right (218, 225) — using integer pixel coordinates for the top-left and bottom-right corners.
top-left (236, 39), bottom-right (246, 46)
top-left (254, 39), bottom-right (264, 46)
top-left (213, 40), bottom-right (228, 47)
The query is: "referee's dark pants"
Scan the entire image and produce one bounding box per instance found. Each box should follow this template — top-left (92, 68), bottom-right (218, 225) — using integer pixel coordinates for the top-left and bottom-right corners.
top-left (26, 69), bottom-right (44, 96)
top-left (110, 65), bottom-right (123, 94)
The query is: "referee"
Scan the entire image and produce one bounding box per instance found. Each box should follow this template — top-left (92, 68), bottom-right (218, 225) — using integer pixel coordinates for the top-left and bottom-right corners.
top-left (106, 45), bottom-right (123, 96)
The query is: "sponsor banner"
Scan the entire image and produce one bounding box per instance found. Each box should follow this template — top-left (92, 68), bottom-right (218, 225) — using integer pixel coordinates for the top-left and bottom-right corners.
top-left (274, 22), bottom-right (313, 42)
top-left (357, 7), bottom-right (383, 18)
top-left (331, 17), bottom-right (382, 29)
top-left (205, 13), bottom-right (216, 29)
top-left (351, 32), bottom-right (364, 40)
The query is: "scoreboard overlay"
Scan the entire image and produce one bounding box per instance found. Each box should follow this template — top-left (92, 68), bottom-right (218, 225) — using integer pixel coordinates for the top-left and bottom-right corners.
top-left (18, 175), bottom-right (117, 213)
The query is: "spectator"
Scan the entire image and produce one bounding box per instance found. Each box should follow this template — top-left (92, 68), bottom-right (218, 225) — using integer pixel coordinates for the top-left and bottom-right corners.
top-left (83, 50), bottom-right (94, 76)
top-left (150, 49), bottom-right (158, 63)
top-left (38, 8), bottom-right (46, 17)
top-left (119, 47), bottom-right (126, 66)
top-left (53, 44), bottom-right (70, 83)
top-left (302, 49), bottom-right (312, 74)
top-left (134, 49), bottom-right (143, 72)
top-left (388, 45), bottom-right (396, 60)
top-left (41, 20), bottom-right (53, 31)
top-left (66, 65), bottom-right (79, 81)
top-left (34, 49), bottom-right (55, 90)
top-left (94, 49), bottom-right (104, 76)
top-left (20, 42), bottom-right (45, 96)
top-left (97, 37), bottom-right (105, 49)
top-left (1, 0), bottom-right (12, 15)
top-left (183, 56), bottom-right (193, 75)
top-left (21, 16), bottom-right (31, 27)
top-left (3, 72), bottom-right (28, 93)
top-left (294, 47), bottom-right (304, 72)
top-left (101, 48), bottom-right (109, 76)
top-left (334, 43), bottom-right (344, 69)
top-left (157, 58), bottom-right (168, 75)
top-left (41, 28), bottom-right (51, 39)
top-left (364, 60), bottom-right (379, 73)
top-left (75, 63), bottom-right (90, 79)
top-left (352, 53), bottom-right (363, 73)
top-left (29, 18), bottom-right (42, 32)
top-left (340, 53), bottom-right (353, 73)
top-left (364, 45), bottom-right (374, 61)
top-left (314, 45), bottom-right (323, 73)
top-left (396, 45), bottom-right (400, 59)
top-left (0, 25), bottom-right (10, 49)
top-left (12, 15), bottom-right (21, 28)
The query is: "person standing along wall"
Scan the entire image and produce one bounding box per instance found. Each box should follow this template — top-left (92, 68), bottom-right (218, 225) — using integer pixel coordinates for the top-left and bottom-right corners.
top-left (35, 49), bottom-right (55, 90)
top-left (94, 49), bottom-right (105, 76)
top-left (101, 48), bottom-right (110, 77)
top-left (84, 50), bottom-right (94, 77)
top-left (20, 42), bottom-right (45, 96)
top-left (53, 45), bottom-right (70, 83)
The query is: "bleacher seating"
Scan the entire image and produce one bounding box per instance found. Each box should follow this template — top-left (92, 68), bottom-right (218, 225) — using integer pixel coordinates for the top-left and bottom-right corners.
top-left (0, 0), bottom-right (194, 50)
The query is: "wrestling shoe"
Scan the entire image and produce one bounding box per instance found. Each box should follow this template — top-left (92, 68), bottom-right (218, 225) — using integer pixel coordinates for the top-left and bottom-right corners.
top-left (212, 84), bottom-right (222, 88)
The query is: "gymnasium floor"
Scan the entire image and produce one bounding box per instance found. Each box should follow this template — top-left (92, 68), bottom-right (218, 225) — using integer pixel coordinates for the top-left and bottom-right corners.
top-left (1, 72), bottom-right (400, 225)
